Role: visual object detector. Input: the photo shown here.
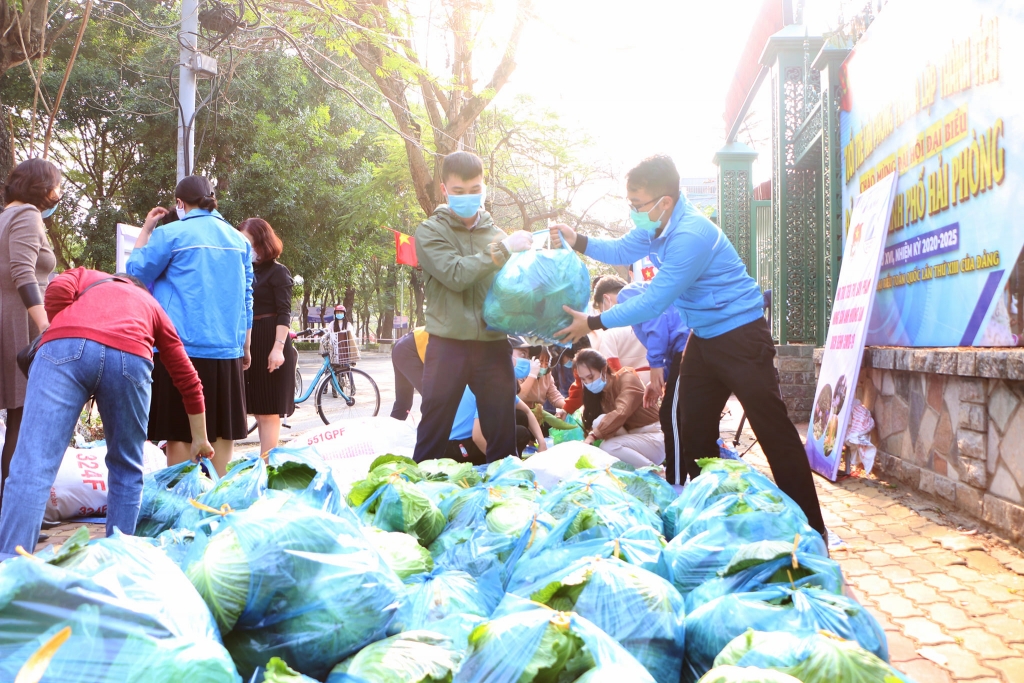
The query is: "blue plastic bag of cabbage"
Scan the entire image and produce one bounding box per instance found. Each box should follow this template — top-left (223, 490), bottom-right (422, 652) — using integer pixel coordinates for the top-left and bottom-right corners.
top-left (454, 596), bottom-right (656, 682)
top-left (662, 458), bottom-right (788, 540)
top-left (483, 234), bottom-right (590, 345)
top-left (512, 517), bottom-right (670, 585)
top-left (182, 495), bottom-right (404, 680)
top-left (684, 541), bottom-right (845, 613)
top-left (174, 455), bottom-right (269, 530)
top-left (663, 491), bottom-right (827, 596)
top-left (265, 446), bottom-right (346, 515)
top-left (506, 555), bottom-right (686, 683)
top-left (682, 586), bottom-right (889, 682)
top-left (389, 570), bottom-right (503, 649)
top-left (135, 458), bottom-right (218, 537)
top-left (713, 630), bottom-right (914, 683)
top-left (0, 527), bottom-right (240, 682)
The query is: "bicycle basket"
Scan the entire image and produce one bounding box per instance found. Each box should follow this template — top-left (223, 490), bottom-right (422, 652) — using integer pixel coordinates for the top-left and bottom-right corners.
top-left (321, 328), bottom-right (360, 366)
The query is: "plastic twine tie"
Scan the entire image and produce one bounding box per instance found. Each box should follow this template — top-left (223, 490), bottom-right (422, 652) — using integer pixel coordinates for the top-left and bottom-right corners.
top-left (15, 626), bottom-right (72, 683)
top-left (613, 538), bottom-right (621, 560)
top-left (551, 612), bottom-right (572, 628)
top-left (190, 499), bottom-right (234, 516)
top-left (525, 516), bottom-right (541, 551)
top-left (603, 467), bottom-right (625, 489)
top-left (792, 534), bottom-right (801, 569)
top-left (14, 546), bottom-right (42, 561)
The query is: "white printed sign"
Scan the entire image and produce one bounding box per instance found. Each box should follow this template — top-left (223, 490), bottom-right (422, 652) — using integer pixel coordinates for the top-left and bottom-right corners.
top-left (806, 171), bottom-right (899, 480)
top-left (116, 223), bottom-right (142, 273)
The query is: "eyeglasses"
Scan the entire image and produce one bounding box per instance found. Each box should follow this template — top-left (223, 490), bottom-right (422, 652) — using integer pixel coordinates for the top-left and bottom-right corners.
top-left (628, 197), bottom-right (663, 213)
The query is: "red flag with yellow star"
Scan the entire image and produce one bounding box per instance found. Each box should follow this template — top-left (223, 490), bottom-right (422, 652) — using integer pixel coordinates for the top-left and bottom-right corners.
top-left (392, 230), bottom-right (418, 267)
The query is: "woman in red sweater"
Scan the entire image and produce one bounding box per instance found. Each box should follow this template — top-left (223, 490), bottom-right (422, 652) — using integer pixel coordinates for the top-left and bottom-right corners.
top-left (0, 268), bottom-right (213, 558)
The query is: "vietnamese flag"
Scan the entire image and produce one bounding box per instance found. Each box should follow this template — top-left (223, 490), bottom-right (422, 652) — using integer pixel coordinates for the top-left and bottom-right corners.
top-left (393, 230), bottom-right (418, 267)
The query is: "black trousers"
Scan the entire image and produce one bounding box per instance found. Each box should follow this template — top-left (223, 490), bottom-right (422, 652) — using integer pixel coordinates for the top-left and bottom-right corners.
top-left (679, 317), bottom-right (826, 534)
top-left (660, 351), bottom-right (684, 486)
top-left (444, 437), bottom-right (487, 465)
top-left (390, 334), bottom-right (423, 420)
top-left (414, 336), bottom-right (517, 463)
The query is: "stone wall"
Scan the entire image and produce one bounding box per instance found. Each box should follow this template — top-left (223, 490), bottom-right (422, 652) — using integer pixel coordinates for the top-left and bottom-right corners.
top-left (775, 344), bottom-right (816, 421)
top-left (815, 347), bottom-right (1024, 542)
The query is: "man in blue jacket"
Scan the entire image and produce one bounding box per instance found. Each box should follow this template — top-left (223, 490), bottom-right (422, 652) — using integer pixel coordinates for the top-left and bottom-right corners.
top-left (553, 155), bottom-right (825, 536)
top-left (617, 281), bottom-right (691, 487)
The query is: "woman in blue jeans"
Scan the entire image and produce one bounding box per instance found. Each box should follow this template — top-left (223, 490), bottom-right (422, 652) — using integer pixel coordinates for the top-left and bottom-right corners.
top-left (0, 268), bottom-right (212, 558)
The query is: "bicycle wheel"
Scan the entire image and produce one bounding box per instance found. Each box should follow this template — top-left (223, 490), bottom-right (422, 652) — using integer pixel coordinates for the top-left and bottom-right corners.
top-left (294, 366), bottom-right (303, 399)
top-left (315, 367), bottom-right (380, 424)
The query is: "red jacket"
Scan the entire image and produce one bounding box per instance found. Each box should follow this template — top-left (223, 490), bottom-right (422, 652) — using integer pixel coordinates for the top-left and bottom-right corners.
top-left (41, 268), bottom-right (205, 414)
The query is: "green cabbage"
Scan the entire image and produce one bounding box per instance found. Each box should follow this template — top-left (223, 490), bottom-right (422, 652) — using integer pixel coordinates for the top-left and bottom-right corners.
top-left (516, 557), bottom-right (685, 683)
top-left (419, 458), bottom-right (483, 487)
top-left (260, 657), bottom-right (319, 682)
top-left (370, 478), bottom-right (446, 546)
top-left (698, 666), bottom-right (803, 683)
top-left (347, 461), bottom-right (424, 508)
top-left (713, 630), bottom-right (910, 683)
top-left (326, 631), bottom-right (462, 683)
top-left (267, 462), bottom-right (318, 491)
top-left (185, 527), bottom-right (250, 633)
top-left (485, 498), bottom-right (543, 535)
top-left (365, 528), bottom-right (434, 581)
top-left (481, 615), bottom-right (592, 683)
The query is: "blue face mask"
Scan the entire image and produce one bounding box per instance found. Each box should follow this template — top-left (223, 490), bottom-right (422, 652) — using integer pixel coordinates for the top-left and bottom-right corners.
top-left (629, 197), bottom-right (667, 234)
top-left (514, 357), bottom-right (531, 380)
top-left (447, 191), bottom-right (484, 219)
top-left (564, 360), bottom-right (573, 369)
top-left (584, 377), bottom-right (607, 393)
top-left (40, 206), bottom-right (57, 219)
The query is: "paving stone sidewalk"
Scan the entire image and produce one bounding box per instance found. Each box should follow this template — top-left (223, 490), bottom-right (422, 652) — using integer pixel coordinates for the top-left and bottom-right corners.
top-left (743, 441), bottom-right (1024, 683)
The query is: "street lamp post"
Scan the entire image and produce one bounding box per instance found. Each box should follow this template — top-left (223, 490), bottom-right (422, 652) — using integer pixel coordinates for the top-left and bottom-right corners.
top-left (177, 0), bottom-right (198, 182)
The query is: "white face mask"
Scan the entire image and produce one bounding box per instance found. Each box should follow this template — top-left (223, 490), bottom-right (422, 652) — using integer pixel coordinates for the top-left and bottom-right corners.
top-left (176, 206), bottom-right (187, 220)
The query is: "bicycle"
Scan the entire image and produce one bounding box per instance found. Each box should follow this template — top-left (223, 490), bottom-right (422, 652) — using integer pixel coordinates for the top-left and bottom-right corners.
top-left (246, 328), bottom-right (380, 434)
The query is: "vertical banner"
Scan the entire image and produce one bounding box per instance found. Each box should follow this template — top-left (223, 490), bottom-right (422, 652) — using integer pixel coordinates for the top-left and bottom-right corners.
top-left (841, 0), bottom-right (1023, 346)
top-left (807, 172), bottom-right (899, 480)
top-left (115, 223), bottom-right (141, 273)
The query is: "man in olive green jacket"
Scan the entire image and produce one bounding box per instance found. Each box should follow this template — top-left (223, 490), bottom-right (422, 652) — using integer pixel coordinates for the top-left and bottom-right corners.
top-left (412, 151), bottom-right (534, 463)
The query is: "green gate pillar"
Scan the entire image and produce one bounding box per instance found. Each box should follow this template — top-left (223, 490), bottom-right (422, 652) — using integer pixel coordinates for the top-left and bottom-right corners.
top-left (713, 142), bottom-right (758, 280)
top-left (761, 26), bottom-right (824, 345)
top-left (813, 43), bottom-right (852, 338)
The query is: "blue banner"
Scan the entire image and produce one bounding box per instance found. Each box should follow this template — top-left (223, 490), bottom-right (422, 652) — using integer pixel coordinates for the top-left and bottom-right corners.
top-left (841, 0), bottom-right (1024, 347)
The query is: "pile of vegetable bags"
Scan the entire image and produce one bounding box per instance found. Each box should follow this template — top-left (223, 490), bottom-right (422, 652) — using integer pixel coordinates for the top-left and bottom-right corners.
top-left (9, 442), bottom-right (912, 683)
top-left (0, 527), bottom-right (239, 682)
top-left (482, 231), bottom-right (591, 345)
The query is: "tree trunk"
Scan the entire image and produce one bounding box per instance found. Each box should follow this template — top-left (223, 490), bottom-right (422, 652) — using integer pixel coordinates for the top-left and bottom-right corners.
top-left (381, 309), bottom-right (395, 345)
top-left (343, 286), bottom-right (355, 318)
top-left (0, 91), bottom-right (12, 198)
top-left (301, 286), bottom-right (311, 330)
top-left (410, 269), bottom-right (425, 327)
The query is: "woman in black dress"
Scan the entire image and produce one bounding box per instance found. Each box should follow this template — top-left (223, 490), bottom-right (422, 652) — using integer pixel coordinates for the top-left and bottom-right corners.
top-left (238, 218), bottom-right (296, 454)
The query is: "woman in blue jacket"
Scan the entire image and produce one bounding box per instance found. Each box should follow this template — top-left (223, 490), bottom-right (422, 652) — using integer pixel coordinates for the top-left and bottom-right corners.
top-left (617, 281), bottom-right (691, 487)
top-left (553, 155), bottom-right (825, 539)
top-left (127, 175), bottom-right (253, 475)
